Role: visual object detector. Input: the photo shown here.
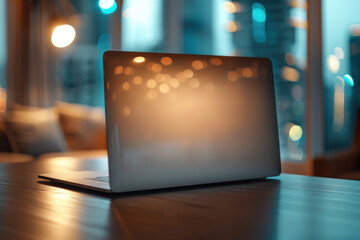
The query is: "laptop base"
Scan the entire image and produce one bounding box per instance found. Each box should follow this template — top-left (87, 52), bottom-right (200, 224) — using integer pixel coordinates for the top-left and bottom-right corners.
top-left (38, 170), bottom-right (112, 193)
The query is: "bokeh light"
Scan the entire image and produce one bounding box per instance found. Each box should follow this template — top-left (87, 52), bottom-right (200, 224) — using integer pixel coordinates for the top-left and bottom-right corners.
top-left (227, 71), bottom-right (238, 82)
top-left (192, 60), bottom-right (204, 70)
top-left (122, 81), bottom-right (130, 91)
top-left (292, 85), bottom-right (304, 100)
top-left (210, 58), bottom-right (222, 66)
top-left (161, 57), bottom-right (172, 66)
top-left (334, 76), bottom-right (345, 131)
top-left (327, 54), bottom-right (340, 73)
top-left (155, 73), bottom-right (163, 82)
top-left (51, 24), bottom-right (76, 48)
top-left (334, 47), bottom-right (344, 59)
top-left (189, 78), bottom-right (200, 88)
top-left (124, 67), bottom-right (134, 75)
top-left (159, 83), bottom-right (170, 94)
top-left (0, 88), bottom-right (6, 113)
top-left (162, 74), bottom-right (171, 82)
top-left (242, 67), bottom-right (253, 78)
top-left (350, 24), bottom-right (360, 36)
top-left (252, 2), bottom-right (266, 43)
top-left (223, 1), bottom-right (243, 13)
top-left (289, 125), bottom-right (303, 141)
top-left (225, 21), bottom-right (239, 32)
top-left (133, 56), bottom-right (145, 63)
top-left (169, 78), bottom-right (180, 88)
top-left (282, 66), bottom-right (299, 82)
top-left (114, 66), bottom-right (123, 74)
top-left (343, 74), bottom-right (354, 87)
top-left (183, 69), bottom-right (194, 78)
top-left (151, 63), bottom-right (162, 73)
top-left (285, 53), bottom-right (295, 66)
top-left (252, 3), bottom-right (266, 22)
top-left (98, 0), bottom-right (117, 14)
top-left (176, 72), bottom-right (187, 82)
top-left (147, 79), bottom-right (157, 88)
top-left (133, 76), bottom-right (143, 85)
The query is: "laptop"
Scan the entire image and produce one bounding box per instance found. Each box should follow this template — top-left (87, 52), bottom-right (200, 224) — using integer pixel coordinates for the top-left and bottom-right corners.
top-left (38, 51), bottom-right (281, 193)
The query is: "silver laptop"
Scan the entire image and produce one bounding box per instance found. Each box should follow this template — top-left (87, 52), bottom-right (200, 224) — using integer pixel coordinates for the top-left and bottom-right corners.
top-left (38, 51), bottom-right (281, 193)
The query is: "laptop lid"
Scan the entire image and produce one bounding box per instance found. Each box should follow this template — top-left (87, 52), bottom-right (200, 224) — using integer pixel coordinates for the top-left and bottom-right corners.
top-left (103, 51), bottom-right (281, 193)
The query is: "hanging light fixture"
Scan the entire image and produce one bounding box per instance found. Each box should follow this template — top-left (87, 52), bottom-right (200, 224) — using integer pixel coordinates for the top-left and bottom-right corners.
top-left (50, 0), bottom-right (79, 48)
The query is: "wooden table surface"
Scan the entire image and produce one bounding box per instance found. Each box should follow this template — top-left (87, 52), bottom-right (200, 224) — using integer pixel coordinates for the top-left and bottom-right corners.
top-left (0, 156), bottom-right (360, 240)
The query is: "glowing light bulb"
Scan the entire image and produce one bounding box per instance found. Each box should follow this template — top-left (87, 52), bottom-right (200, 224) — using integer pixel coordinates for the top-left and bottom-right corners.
top-left (51, 24), bottom-right (76, 48)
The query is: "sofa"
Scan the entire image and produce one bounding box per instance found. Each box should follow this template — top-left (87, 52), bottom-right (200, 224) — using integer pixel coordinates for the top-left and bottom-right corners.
top-left (0, 102), bottom-right (107, 162)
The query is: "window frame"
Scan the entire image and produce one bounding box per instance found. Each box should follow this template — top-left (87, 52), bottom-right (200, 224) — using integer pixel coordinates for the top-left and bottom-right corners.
top-left (282, 0), bottom-right (323, 175)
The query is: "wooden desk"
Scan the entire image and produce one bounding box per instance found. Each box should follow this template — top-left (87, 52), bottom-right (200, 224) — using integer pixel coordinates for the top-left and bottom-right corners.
top-left (0, 157), bottom-right (359, 240)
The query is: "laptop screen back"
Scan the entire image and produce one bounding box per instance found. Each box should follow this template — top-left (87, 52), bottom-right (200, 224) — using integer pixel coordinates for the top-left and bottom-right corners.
top-left (103, 51), bottom-right (280, 192)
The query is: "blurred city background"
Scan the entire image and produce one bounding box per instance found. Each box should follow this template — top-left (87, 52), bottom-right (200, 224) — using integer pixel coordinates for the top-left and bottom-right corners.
top-left (0, 0), bottom-right (359, 172)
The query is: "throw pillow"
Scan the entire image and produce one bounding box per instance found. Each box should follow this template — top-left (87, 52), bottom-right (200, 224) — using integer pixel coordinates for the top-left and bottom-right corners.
top-left (4, 104), bottom-right (68, 156)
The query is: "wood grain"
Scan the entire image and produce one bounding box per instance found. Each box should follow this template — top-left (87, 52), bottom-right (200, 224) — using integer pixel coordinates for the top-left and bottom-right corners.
top-left (0, 157), bottom-right (359, 240)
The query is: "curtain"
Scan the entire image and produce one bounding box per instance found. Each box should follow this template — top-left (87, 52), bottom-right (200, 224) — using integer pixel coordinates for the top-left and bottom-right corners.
top-left (7, 0), bottom-right (61, 108)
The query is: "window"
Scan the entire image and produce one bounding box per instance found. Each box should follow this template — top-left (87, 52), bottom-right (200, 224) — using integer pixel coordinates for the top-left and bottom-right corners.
top-left (121, 0), bottom-right (308, 162)
top-left (323, 0), bottom-right (360, 150)
top-left (56, 0), bottom-right (115, 107)
top-left (121, 0), bottom-right (163, 51)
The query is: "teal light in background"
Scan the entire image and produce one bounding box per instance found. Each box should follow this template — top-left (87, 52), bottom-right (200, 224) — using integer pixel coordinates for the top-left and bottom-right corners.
top-left (121, 0), bottom-right (163, 51)
top-left (99, 0), bottom-right (117, 14)
top-left (343, 74), bottom-right (354, 87)
top-left (252, 3), bottom-right (266, 23)
top-left (252, 2), bottom-right (266, 43)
